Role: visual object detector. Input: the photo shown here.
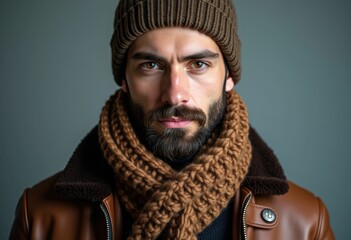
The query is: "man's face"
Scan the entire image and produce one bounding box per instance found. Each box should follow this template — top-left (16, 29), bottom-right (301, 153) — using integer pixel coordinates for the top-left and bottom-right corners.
top-left (123, 27), bottom-right (234, 162)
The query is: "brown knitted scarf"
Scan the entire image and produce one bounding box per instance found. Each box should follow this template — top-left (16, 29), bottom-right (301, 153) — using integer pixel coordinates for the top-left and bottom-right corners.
top-left (98, 90), bottom-right (252, 240)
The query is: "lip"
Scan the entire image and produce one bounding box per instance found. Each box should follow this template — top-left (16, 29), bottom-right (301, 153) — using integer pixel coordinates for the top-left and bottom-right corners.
top-left (158, 117), bottom-right (192, 128)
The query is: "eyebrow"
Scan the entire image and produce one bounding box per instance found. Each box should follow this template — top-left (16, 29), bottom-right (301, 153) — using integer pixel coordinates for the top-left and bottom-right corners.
top-left (131, 52), bottom-right (168, 63)
top-left (131, 50), bottom-right (219, 63)
top-left (181, 50), bottom-right (219, 62)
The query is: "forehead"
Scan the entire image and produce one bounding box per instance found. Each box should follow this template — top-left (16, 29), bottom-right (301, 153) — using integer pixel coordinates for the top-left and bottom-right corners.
top-left (128, 27), bottom-right (222, 58)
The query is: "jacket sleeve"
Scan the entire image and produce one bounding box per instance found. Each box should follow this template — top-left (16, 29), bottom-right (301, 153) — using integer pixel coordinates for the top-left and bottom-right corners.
top-left (9, 190), bottom-right (29, 240)
top-left (316, 197), bottom-right (335, 240)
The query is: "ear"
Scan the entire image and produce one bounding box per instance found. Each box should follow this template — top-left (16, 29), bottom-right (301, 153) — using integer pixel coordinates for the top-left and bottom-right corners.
top-left (121, 80), bottom-right (128, 93)
top-left (225, 76), bottom-right (234, 92)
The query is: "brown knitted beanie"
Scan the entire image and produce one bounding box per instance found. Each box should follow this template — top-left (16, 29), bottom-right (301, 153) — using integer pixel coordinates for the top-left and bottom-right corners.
top-left (111, 0), bottom-right (241, 85)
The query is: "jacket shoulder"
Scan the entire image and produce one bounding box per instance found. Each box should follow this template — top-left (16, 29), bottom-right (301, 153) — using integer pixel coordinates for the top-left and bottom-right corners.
top-left (9, 173), bottom-right (60, 239)
top-left (9, 172), bottom-right (97, 240)
top-left (251, 181), bottom-right (334, 240)
top-left (26, 172), bottom-right (62, 201)
top-left (21, 172), bottom-right (73, 215)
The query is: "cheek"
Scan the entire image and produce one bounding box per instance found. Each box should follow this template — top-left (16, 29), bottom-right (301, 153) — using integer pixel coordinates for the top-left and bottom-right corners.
top-left (190, 68), bottom-right (225, 96)
top-left (190, 81), bottom-right (223, 111)
top-left (127, 81), bottom-right (161, 112)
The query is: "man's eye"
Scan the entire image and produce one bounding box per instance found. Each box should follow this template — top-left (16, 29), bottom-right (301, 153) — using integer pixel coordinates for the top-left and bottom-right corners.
top-left (190, 61), bottom-right (208, 70)
top-left (141, 62), bottom-right (159, 70)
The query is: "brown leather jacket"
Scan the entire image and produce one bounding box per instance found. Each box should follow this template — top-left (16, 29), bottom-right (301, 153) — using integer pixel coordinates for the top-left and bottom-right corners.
top-left (10, 127), bottom-right (335, 239)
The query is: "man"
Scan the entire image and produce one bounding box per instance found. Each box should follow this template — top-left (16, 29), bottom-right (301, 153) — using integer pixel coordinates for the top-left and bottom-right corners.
top-left (10, 0), bottom-right (334, 239)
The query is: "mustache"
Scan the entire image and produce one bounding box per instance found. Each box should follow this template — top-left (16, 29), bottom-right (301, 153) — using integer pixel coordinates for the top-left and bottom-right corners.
top-left (144, 104), bottom-right (207, 127)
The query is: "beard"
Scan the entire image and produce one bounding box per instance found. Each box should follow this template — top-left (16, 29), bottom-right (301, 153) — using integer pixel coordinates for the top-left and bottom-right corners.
top-left (127, 91), bottom-right (227, 163)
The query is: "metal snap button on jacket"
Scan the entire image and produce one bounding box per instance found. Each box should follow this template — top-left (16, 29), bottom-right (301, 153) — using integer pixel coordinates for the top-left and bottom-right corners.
top-left (261, 209), bottom-right (276, 223)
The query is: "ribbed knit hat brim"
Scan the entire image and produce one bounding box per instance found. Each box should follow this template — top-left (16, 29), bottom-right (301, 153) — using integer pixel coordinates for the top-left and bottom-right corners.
top-left (111, 0), bottom-right (241, 85)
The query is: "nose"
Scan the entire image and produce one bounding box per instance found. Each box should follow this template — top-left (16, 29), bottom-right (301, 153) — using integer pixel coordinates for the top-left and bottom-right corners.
top-left (161, 67), bottom-right (189, 105)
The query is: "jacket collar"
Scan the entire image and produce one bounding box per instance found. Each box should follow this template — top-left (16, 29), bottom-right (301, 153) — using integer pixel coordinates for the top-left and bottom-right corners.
top-left (55, 126), bottom-right (288, 202)
top-left (242, 127), bottom-right (289, 195)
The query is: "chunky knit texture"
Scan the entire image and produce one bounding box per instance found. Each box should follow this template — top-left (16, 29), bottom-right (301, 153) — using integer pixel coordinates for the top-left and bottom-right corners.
top-left (98, 90), bottom-right (252, 240)
top-left (111, 0), bottom-right (241, 85)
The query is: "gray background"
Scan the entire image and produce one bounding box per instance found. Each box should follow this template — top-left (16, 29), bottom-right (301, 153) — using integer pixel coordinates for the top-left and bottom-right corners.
top-left (1, 0), bottom-right (350, 239)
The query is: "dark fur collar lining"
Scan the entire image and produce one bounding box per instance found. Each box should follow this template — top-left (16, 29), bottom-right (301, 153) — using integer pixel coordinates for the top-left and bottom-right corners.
top-left (55, 126), bottom-right (288, 202)
top-left (55, 127), bottom-right (114, 202)
top-left (242, 128), bottom-right (289, 195)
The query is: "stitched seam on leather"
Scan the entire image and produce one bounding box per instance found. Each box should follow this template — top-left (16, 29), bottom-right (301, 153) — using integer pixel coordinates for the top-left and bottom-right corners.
top-left (314, 197), bottom-right (323, 240)
top-left (246, 220), bottom-right (278, 228)
top-left (24, 189), bottom-right (30, 234)
top-left (103, 195), bottom-right (115, 238)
